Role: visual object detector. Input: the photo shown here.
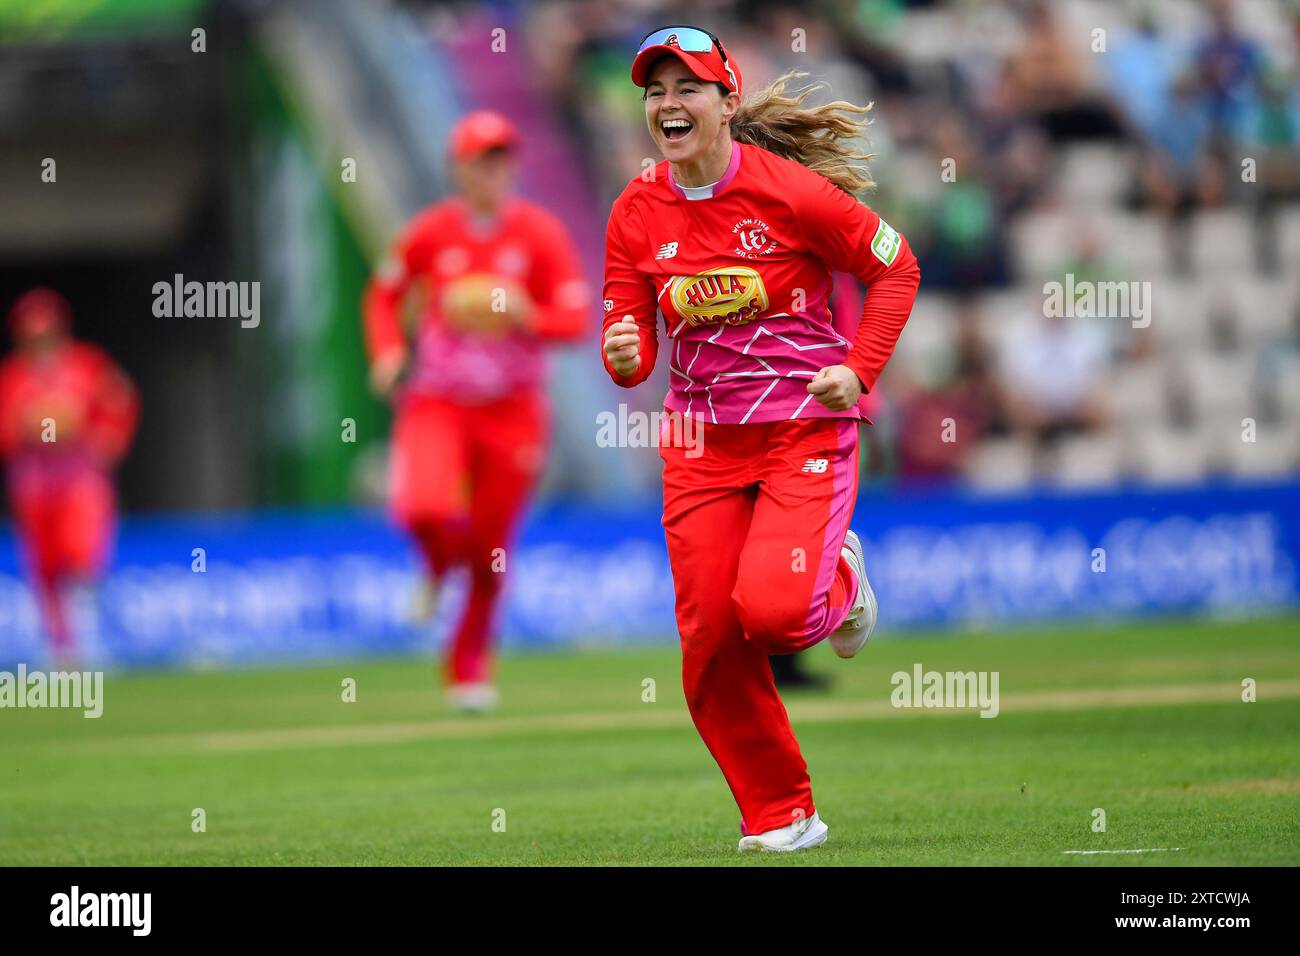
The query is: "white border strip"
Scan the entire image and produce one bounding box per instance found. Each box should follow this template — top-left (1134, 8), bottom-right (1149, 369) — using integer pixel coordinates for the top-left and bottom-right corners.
top-left (1062, 848), bottom-right (1185, 855)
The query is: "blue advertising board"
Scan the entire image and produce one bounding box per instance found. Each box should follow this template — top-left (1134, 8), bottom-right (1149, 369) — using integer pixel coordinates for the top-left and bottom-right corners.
top-left (0, 480), bottom-right (1296, 668)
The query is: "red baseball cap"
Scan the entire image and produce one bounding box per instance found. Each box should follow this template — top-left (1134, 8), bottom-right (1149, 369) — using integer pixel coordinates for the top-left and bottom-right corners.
top-left (8, 287), bottom-right (71, 340)
top-left (632, 25), bottom-right (742, 95)
top-left (450, 110), bottom-right (519, 161)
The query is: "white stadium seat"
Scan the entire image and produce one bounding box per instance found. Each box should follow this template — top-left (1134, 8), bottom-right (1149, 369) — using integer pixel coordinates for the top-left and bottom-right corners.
top-left (1057, 144), bottom-right (1133, 208)
top-left (1099, 211), bottom-right (1167, 277)
top-left (1269, 355), bottom-right (1300, 423)
top-left (1279, 207), bottom-right (1300, 268)
top-left (1146, 278), bottom-right (1216, 354)
top-left (1129, 423), bottom-right (1217, 485)
top-left (1011, 208), bottom-right (1075, 282)
top-left (964, 436), bottom-right (1037, 490)
top-left (1233, 275), bottom-right (1300, 346)
top-left (1226, 425), bottom-right (1300, 478)
top-left (893, 295), bottom-right (957, 382)
top-left (1177, 353), bottom-right (1258, 422)
top-left (1189, 208), bottom-right (1256, 277)
top-left (1105, 361), bottom-right (1172, 425)
top-left (1049, 432), bottom-right (1127, 489)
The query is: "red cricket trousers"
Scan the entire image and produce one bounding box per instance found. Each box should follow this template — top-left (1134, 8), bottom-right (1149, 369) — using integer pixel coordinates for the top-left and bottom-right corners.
top-left (10, 470), bottom-right (115, 656)
top-left (658, 413), bottom-right (860, 835)
top-left (391, 390), bottom-right (548, 686)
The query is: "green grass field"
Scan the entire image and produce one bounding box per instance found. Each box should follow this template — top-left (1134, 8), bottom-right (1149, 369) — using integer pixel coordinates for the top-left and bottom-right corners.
top-left (2, 615), bottom-right (1298, 866)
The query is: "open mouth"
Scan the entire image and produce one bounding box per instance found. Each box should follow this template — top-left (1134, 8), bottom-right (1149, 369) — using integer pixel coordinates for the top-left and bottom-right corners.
top-left (661, 118), bottom-right (693, 142)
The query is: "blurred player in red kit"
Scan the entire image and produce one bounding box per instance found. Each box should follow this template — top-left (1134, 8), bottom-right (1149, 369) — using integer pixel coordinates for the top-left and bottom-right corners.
top-left (602, 27), bottom-right (920, 850)
top-left (0, 288), bottom-right (140, 664)
top-left (364, 111), bottom-right (590, 711)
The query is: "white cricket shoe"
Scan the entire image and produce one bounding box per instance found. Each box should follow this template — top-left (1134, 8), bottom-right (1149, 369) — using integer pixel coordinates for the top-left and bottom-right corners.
top-left (828, 529), bottom-right (877, 659)
top-left (737, 811), bottom-right (829, 853)
top-left (447, 682), bottom-right (499, 713)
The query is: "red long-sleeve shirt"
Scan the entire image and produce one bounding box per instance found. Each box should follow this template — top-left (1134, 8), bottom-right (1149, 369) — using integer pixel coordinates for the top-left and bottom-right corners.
top-left (364, 196), bottom-right (590, 403)
top-left (601, 141), bottom-right (920, 423)
top-left (0, 340), bottom-right (140, 482)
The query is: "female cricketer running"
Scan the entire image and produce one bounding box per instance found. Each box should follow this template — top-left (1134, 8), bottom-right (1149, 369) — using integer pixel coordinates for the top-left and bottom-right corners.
top-left (602, 26), bottom-right (921, 851)
top-left (364, 110), bottom-right (589, 711)
top-left (0, 288), bottom-right (140, 663)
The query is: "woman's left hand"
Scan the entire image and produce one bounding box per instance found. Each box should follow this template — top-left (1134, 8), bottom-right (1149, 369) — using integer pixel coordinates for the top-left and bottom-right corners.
top-left (807, 365), bottom-right (864, 411)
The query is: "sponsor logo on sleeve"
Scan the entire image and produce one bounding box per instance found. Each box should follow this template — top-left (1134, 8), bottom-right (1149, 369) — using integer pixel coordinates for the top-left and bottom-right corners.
top-left (870, 219), bottom-right (901, 266)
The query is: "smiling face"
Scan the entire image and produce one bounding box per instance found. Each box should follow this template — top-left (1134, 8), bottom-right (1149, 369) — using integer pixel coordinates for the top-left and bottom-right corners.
top-left (643, 56), bottom-right (738, 167)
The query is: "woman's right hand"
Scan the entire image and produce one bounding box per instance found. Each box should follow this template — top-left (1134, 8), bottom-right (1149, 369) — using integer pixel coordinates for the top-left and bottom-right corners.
top-left (603, 316), bottom-right (642, 377)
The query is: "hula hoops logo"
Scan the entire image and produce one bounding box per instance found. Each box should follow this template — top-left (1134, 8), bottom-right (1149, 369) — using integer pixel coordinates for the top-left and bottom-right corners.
top-left (666, 267), bottom-right (769, 327)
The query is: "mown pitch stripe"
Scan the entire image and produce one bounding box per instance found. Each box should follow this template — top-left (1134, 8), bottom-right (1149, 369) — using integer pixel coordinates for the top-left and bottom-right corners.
top-left (53, 678), bottom-right (1300, 755)
top-left (1062, 848), bottom-right (1185, 855)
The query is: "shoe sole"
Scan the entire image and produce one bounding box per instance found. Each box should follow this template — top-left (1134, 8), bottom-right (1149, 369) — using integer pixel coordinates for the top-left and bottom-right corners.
top-left (737, 818), bottom-right (830, 853)
top-left (829, 531), bottom-right (877, 659)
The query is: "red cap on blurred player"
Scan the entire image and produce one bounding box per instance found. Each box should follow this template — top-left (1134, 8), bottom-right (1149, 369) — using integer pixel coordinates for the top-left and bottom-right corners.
top-left (450, 110), bottom-right (518, 161)
top-left (632, 25), bottom-right (742, 95)
top-left (8, 287), bottom-right (71, 340)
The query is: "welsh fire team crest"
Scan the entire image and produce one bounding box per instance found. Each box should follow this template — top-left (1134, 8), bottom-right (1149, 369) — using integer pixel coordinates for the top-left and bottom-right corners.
top-left (731, 217), bottom-right (778, 259)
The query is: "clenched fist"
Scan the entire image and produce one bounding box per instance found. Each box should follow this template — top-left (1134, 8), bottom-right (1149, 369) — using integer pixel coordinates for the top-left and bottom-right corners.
top-left (603, 316), bottom-right (642, 377)
top-left (807, 364), bottom-right (864, 411)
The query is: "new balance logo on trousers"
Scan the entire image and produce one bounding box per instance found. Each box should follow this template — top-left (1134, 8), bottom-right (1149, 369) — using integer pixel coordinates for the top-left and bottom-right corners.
top-left (802, 458), bottom-right (828, 473)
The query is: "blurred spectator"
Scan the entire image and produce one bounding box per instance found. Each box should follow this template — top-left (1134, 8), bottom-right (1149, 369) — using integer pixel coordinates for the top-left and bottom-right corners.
top-left (1243, 53), bottom-right (1300, 274)
top-left (827, 0), bottom-right (915, 94)
top-left (912, 114), bottom-right (1011, 289)
top-left (977, 77), bottom-right (1052, 219)
top-left (997, 304), bottom-right (1110, 453)
top-left (1105, 6), bottom-right (1187, 143)
top-left (999, 0), bottom-right (1125, 143)
top-left (1193, 0), bottom-right (1263, 141)
top-left (1141, 73), bottom-right (1224, 274)
top-left (896, 303), bottom-right (999, 482)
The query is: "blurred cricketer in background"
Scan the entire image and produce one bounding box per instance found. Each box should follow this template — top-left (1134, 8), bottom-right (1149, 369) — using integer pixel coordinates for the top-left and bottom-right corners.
top-left (0, 288), bottom-right (140, 664)
top-left (602, 26), bottom-right (920, 851)
top-left (363, 110), bottom-right (590, 711)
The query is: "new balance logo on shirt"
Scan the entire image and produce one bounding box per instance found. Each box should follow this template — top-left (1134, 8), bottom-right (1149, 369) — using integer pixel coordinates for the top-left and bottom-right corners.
top-left (801, 458), bottom-right (829, 473)
top-left (655, 242), bottom-right (679, 260)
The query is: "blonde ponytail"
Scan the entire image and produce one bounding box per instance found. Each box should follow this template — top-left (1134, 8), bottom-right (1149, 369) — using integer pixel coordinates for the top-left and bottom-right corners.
top-left (730, 71), bottom-right (876, 197)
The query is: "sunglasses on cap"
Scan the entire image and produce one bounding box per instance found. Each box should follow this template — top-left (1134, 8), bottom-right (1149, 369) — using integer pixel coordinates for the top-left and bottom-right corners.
top-left (636, 24), bottom-right (740, 94)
